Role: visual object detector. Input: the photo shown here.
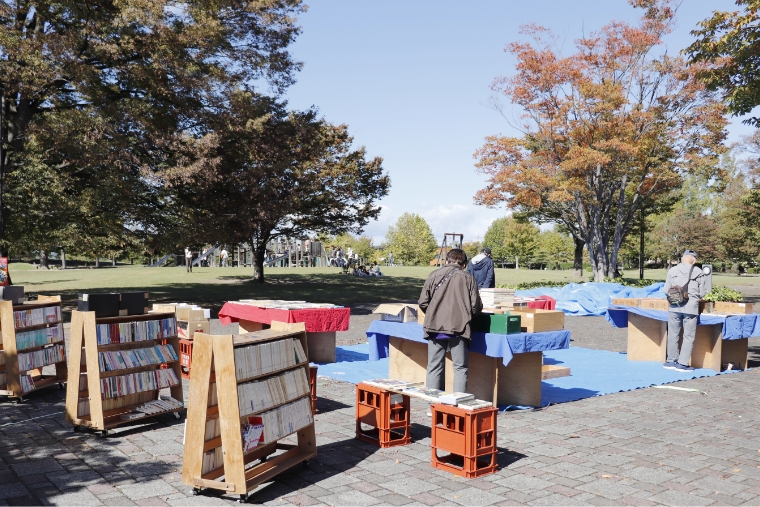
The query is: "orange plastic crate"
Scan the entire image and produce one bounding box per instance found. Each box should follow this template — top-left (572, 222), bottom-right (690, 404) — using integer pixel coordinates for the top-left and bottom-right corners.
top-left (309, 365), bottom-right (318, 414)
top-left (179, 339), bottom-right (193, 380)
top-left (355, 383), bottom-right (411, 448)
top-left (430, 403), bottom-right (498, 478)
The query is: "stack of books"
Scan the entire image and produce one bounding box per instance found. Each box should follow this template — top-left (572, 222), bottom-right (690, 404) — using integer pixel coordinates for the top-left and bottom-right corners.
top-left (237, 300), bottom-right (340, 310)
top-left (363, 379), bottom-right (493, 410)
top-left (237, 368), bottom-right (310, 416)
top-left (98, 344), bottom-right (179, 372)
top-left (233, 338), bottom-right (305, 380)
top-left (479, 288), bottom-right (515, 308)
top-left (100, 368), bottom-right (179, 399)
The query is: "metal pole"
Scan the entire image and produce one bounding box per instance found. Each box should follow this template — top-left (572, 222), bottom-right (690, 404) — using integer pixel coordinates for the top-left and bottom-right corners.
top-left (639, 206), bottom-right (645, 280)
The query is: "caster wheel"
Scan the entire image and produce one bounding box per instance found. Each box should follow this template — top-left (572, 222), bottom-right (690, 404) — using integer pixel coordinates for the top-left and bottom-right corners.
top-left (191, 488), bottom-right (200, 496)
top-left (73, 426), bottom-right (80, 432)
top-left (173, 412), bottom-right (181, 420)
top-left (237, 494), bottom-right (247, 503)
top-left (99, 430), bottom-right (108, 438)
top-left (58, 383), bottom-right (65, 390)
top-left (303, 460), bottom-right (309, 469)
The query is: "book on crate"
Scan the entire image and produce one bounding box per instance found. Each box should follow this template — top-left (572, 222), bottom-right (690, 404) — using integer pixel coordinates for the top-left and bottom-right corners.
top-left (363, 379), bottom-right (414, 390)
top-left (237, 368), bottom-right (310, 416)
top-left (456, 399), bottom-right (493, 411)
top-left (233, 338), bottom-right (305, 380)
top-left (400, 386), bottom-right (473, 405)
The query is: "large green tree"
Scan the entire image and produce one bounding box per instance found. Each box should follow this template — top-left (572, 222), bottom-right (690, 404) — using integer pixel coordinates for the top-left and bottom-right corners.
top-left (502, 218), bottom-right (540, 269)
top-left (482, 217), bottom-right (510, 262)
top-left (687, 0), bottom-right (760, 127)
top-left (171, 91), bottom-right (389, 282)
top-left (385, 213), bottom-right (436, 266)
top-left (0, 0), bottom-right (303, 252)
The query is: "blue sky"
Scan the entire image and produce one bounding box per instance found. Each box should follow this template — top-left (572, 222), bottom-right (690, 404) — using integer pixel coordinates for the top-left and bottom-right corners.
top-left (283, 0), bottom-right (752, 245)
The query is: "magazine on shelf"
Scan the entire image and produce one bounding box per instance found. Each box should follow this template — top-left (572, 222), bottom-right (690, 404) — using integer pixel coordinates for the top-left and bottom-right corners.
top-left (241, 418), bottom-right (265, 452)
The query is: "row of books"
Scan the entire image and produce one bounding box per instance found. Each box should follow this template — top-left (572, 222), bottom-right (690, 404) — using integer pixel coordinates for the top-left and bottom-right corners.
top-left (20, 373), bottom-right (35, 394)
top-left (233, 338), bottom-right (306, 380)
top-left (15, 324), bottom-right (64, 351)
top-left (100, 368), bottom-right (179, 399)
top-left (205, 417), bottom-right (222, 441)
top-left (237, 368), bottom-right (310, 416)
top-left (96, 318), bottom-right (177, 345)
top-left (362, 379), bottom-right (493, 410)
top-left (17, 344), bottom-right (65, 371)
top-left (14, 306), bottom-right (60, 329)
top-left (208, 383), bottom-right (218, 406)
top-left (253, 397), bottom-right (313, 445)
top-left (201, 447), bottom-right (224, 475)
top-left (98, 344), bottom-right (179, 372)
top-left (236, 299), bottom-right (340, 310)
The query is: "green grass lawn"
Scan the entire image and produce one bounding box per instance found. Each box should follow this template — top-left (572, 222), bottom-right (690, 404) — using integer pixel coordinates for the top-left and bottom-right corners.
top-left (8, 262), bottom-right (760, 315)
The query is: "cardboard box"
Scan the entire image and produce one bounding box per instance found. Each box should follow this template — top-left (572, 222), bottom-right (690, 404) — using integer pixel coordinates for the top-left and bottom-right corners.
top-left (178, 320), bottom-right (210, 340)
top-left (78, 293), bottom-right (120, 317)
top-left (611, 298), bottom-right (640, 307)
top-left (472, 313), bottom-right (521, 335)
top-left (119, 292), bottom-right (149, 316)
top-left (418, 308), bottom-right (425, 325)
top-left (713, 301), bottom-right (755, 315)
top-left (699, 301), bottom-right (714, 314)
top-left (0, 285), bottom-right (24, 305)
top-left (541, 365), bottom-right (571, 380)
top-left (176, 305), bottom-right (210, 321)
top-left (510, 309), bottom-right (564, 333)
top-left (373, 304), bottom-right (420, 323)
top-left (639, 298), bottom-right (669, 311)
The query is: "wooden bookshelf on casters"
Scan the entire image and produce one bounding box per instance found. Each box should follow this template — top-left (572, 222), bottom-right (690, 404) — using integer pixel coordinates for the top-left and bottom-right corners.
top-left (182, 322), bottom-right (316, 503)
top-left (64, 311), bottom-right (184, 436)
top-left (0, 296), bottom-right (66, 401)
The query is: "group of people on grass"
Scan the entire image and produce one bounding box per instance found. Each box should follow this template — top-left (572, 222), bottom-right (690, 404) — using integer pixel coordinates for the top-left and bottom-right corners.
top-left (418, 246), bottom-right (705, 395)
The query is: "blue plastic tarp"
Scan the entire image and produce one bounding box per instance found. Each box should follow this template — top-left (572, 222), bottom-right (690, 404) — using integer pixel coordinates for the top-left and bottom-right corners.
top-left (605, 305), bottom-right (760, 340)
top-left (365, 320), bottom-right (569, 367)
top-left (516, 282), bottom-right (667, 316)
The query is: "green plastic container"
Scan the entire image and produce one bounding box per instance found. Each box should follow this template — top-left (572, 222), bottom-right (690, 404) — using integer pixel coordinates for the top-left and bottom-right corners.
top-left (472, 313), bottom-right (522, 335)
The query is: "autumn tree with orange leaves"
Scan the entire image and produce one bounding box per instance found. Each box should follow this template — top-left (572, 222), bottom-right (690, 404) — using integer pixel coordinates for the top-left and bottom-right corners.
top-left (474, 1), bottom-right (728, 281)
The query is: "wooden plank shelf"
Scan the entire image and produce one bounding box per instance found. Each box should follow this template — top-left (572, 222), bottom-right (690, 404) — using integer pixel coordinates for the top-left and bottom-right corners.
top-left (182, 323), bottom-right (316, 501)
top-left (65, 310), bottom-right (183, 433)
top-left (0, 297), bottom-right (66, 399)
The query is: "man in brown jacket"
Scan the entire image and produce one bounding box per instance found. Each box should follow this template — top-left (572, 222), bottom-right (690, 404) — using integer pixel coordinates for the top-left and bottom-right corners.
top-left (418, 248), bottom-right (483, 393)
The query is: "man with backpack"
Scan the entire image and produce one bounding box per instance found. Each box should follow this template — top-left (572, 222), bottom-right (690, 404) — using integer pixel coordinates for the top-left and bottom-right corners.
top-left (418, 248), bottom-right (482, 393)
top-left (663, 250), bottom-right (706, 372)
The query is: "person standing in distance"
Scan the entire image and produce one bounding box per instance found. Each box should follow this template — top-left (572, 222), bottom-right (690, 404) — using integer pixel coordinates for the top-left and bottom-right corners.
top-left (185, 247), bottom-right (193, 273)
top-left (466, 247), bottom-right (495, 289)
top-left (418, 248), bottom-right (483, 393)
top-left (663, 250), bottom-right (706, 372)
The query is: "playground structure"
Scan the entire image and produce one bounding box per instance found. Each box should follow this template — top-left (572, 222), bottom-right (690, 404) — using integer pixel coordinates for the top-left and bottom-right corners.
top-left (433, 233), bottom-right (464, 267)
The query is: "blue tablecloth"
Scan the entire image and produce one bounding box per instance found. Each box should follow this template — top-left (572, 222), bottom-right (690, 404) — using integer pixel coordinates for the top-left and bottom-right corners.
top-left (366, 320), bottom-right (570, 367)
top-left (605, 306), bottom-right (760, 340)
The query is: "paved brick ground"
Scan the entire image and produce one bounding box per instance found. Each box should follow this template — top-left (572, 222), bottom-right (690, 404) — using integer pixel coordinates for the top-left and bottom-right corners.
top-left (1, 317), bottom-right (760, 505)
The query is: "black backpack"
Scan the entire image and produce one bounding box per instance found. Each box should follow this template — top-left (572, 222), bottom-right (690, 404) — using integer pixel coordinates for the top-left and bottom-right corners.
top-left (666, 265), bottom-right (696, 306)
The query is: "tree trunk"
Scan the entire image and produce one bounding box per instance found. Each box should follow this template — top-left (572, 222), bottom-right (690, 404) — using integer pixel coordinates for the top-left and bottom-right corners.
top-left (515, 256), bottom-right (519, 270)
top-left (61, 249), bottom-right (66, 269)
top-left (39, 250), bottom-right (48, 269)
top-left (253, 246), bottom-right (266, 283)
top-left (112, 257), bottom-right (116, 267)
top-left (573, 238), bottom-right (584, 277)
top-left (95, 257), bottom-right (100, 268)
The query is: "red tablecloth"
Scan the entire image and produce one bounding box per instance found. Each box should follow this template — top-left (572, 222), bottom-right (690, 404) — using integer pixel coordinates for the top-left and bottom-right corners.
top-left (527, 296), bottom-right (557, 311)
top-left (217, 302), bottom-right (350, 333)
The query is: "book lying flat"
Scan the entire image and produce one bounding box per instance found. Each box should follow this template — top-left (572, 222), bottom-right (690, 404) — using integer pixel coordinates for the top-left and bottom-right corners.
top-left (438, 392), bottom-right (475, 406)
top-left (456, 399), bottom-right (493, 411)
top-left (363, 379), bottom-right (413, 389)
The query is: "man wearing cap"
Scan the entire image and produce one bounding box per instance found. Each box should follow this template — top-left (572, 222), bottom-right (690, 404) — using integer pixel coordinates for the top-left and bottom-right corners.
top-left (663, 250), bottom-right (706, 372)
top-left (466, 247), bottom-right (495, 289)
